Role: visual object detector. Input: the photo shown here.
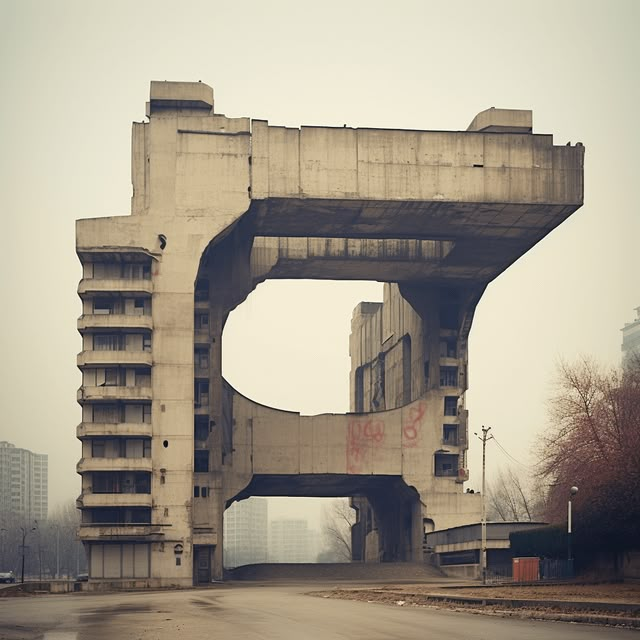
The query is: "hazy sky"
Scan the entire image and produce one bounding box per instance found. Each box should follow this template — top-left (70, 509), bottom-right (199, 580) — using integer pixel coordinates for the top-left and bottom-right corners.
top-left (1, 0), bottom-right (637, 525)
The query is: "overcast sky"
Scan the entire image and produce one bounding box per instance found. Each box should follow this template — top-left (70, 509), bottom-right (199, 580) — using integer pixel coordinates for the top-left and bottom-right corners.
top-left (1, 0), bottom-right (637, 528)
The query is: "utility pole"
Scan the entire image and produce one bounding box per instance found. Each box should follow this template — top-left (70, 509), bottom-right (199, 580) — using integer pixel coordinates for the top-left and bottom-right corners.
top-left (475, 425), bottom-right (493, 584)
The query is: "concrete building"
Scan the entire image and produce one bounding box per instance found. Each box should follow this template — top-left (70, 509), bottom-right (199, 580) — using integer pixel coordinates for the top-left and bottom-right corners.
top-left (0, 441), bottom-right (48, 522)
top-left (622, 307), bottom-right (640, 365)
top-left (269, 519), bottom-right (320, 563)
top-left (75, 81), bottom-right (583, 587)
top-left (223, 497), bottom-right (268, 569)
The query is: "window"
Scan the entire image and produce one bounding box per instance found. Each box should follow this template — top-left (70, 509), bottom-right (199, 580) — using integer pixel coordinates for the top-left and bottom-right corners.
top-left (135, 368), bottom-right (151, 387)
top-left (443, 424), bottom-right (459, 445)
top-left (142, 334), bottom-right (152, 352)
top-left (435, 453), bottom-right (459, 477)
top-left (93, 334), bottom-right (122, 351)
top-left (194, 450), bottom-right (209, 473)
top-left (122, 263), bottom-right (151, 280)
top-left (444, 396), bottom-right (458, 416)
top-left (133, 298), bottom-right (146, 316)
top-left (195, 381), bottom-right (209, 408)
top-left (143, 439), bottom-right (151, 458)
top-left (439, 366), bottom-right (458, 387)
top-left (194, 486), bottom-right (200, 498)
top-left (142, 404), bottom-right (152, 423)
top-left (94, 299), bottom-right (114, 315)
top-left (439, 339), bottom-right (457, 359)
top-left (92, 440), bottom-right (106, 458)
top-left (92, 404), bottom-right (121, 424)
top-left (104, 368), bottom-right (119, 386)
top-left (201, 487), bottom-right (208, 498)
top-left (194, 417), bottom-right (209, 442)
top-left (195, 348), bottom-right (209, 370)
top-left (199, 313), bottom-right (209, 329)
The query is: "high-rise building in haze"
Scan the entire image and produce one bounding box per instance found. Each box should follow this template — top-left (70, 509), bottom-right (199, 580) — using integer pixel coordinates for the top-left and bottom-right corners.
top-left (0, 441), bottom-right (48, 522)
top-left (268, 518), bottom-right (320, 563)
top-left (622, 307), bottom-right (640, 365)
top-left (223, 498), bottom-right (268, 568)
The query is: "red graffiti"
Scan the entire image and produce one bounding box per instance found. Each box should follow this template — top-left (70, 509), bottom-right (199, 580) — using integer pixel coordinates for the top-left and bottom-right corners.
top-left (403, 402), bottom-right (425, 448)
top-left (347, 419), bottom-right (385, 473)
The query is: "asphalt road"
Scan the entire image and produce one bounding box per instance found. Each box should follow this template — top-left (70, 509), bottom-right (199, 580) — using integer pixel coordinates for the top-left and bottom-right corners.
top-left (0, 582), bottom-right (636, 640)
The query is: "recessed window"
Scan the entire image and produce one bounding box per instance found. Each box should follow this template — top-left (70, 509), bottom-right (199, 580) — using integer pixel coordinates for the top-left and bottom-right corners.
top-left (194, 450), bottom-right (209, 473)
top-left (443, 424), bottom-right (459, 445)
top-left (439, 366), bottom-right (458, 387)
top-left (444, 396), bottom-right (458, 416)
top-left (435, 453), bottom-right (459, 477)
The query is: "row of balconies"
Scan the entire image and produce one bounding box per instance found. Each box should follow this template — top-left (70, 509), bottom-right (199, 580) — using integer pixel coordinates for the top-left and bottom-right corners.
top-left (77, 524), bottom-right (164, 541)
top-left (77, 492), bottom-right (152, 508)
top-left (78, 314), bottom-right (153, 332)
top-left (77, 422), bottom-right (152, 439)
top-left (77, 351), bottom-right (152, 367)
top-left (76, 457), bottom-right (153, 474)
top-left (78, 277), bottom-right (153, 296)
top-left (77, 386), bottom-right (152, 403)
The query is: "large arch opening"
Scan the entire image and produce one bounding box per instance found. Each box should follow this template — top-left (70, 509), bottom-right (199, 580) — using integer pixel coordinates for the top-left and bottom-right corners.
top-left (222, 279), bottom-right (383, 415)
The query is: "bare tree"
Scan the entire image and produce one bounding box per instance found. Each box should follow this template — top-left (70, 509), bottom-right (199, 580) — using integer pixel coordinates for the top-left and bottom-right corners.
top-left (487, 467), bottom-right (544, 522)
top-left (0, 501), bottom-right (86, 579)
top-left (318, 499), bottom-right (356, 562)
top-left (537, 357), bottom-right (640, 549)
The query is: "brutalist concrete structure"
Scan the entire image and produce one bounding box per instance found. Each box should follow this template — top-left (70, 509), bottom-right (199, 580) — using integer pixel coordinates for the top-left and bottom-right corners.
top-left (75, 81), bottom-right (583, 587)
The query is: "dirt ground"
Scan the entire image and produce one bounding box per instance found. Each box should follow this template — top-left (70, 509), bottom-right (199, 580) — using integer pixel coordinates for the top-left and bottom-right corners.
top-left (312, 582), bottom-right (640, 625)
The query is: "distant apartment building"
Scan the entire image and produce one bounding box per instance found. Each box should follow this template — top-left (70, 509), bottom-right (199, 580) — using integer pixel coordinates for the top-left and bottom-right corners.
top-left (0, 441), bottom-right (48, 522)
top-left (268, 519), bottom-right (320, 563)
top-left (223, 498), bottom-right (268, 568)
top-left (622, 307), bottom-right (640, 366)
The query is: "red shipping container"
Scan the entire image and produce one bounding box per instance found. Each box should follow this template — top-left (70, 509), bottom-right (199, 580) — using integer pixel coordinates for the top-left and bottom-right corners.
top-left (512, 556), bottom-right (540, 582)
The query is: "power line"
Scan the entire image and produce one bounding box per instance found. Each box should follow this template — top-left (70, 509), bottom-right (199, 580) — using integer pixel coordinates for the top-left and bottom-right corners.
top-left (491, 434), bottom-right (531, 469)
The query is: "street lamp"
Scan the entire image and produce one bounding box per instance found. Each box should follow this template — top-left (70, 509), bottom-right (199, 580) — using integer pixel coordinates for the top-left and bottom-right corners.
top-left (568, 486), bottom-right (578, 575)
top-left (19, 525), bottom-right (37, 584)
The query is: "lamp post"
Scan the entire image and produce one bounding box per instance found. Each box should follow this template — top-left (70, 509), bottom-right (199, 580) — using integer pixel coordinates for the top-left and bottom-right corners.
top-left (568, 486), bottom-right (578, 576)
top-left (19, 525), bottom-right (36, 584)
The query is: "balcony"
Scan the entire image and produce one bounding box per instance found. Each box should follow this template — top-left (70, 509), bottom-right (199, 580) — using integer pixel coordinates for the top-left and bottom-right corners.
top-left (76, 457), bottom-right (153, 474)
top-left (78, 386), bottom-right (152, 403)
top-left (79, 493), bottom-right (153, 508)
top-left (77, 524), bottom-right (165, 542)
top-left (78, 278), bottom-right (153, 296)
top-left (77, 350), bottom-right (152, 368)
top-left (78, 314), bottom-right (153, 332)
top-left (77, 422), bottom-right (152, 439)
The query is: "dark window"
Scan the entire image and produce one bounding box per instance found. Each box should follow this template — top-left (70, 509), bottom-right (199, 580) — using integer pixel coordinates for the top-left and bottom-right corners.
top-left (440, 366), bottom-right (458, 387)
top-left (435, 453), bottom-right (459, 477)
top-left (93, 334), bottom-right (123, 351)
top-left (444, 396), bottom-right (458, 416)
top-left (194, 450), bottom-right (209, 473)
top-left (142, 334), bottom-right (152, 352)
top-left (92, 440), bottom-right (105, 458)
top-left (94, 299), bottom-right (114, 315)
top-left (439, 339), bottom-right (457, 359)
top-left (194, 417), bottom-right (209, 442)
top-left (142, 404), bottom-right (152, 423)
top-left (201, 487), bottom-right (208, 498)
top-left (443, 424), bottom-right (459, 445)
top-left (195, 381), bottom-right (209, 408)
top-left (194, 486), bottom-right (200, 498)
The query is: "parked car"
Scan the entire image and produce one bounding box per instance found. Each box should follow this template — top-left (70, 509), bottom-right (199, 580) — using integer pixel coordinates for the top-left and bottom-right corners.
top-left (75, 573), bottom-right (89, 582)
top-left (0, 571), bottom-right (16, 584)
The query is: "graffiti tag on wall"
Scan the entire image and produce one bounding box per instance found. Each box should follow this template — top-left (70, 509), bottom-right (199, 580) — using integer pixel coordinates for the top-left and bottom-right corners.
top-left (402, 402), bottom-right (425, 448)
top-left (347, 419), bottom-right (385, 473)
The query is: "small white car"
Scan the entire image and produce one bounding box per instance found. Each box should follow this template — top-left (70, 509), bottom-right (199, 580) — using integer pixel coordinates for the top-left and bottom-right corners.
top-left (0, 571), bottom-right (16, 584)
